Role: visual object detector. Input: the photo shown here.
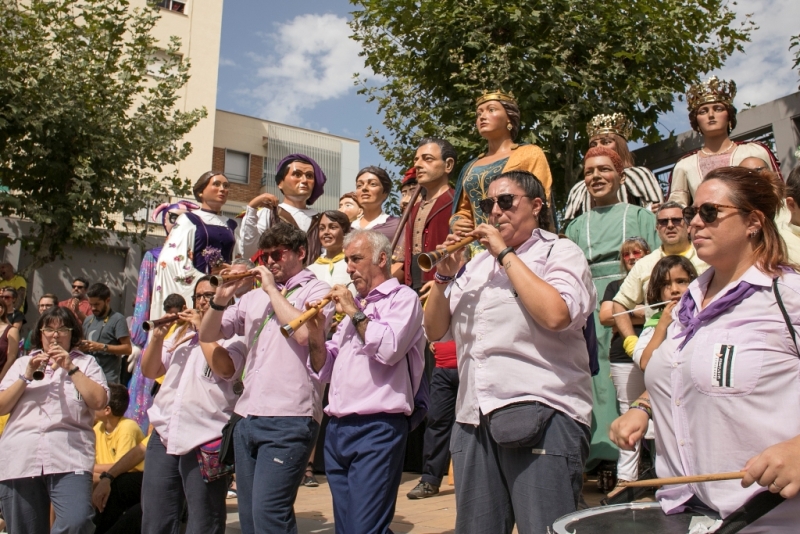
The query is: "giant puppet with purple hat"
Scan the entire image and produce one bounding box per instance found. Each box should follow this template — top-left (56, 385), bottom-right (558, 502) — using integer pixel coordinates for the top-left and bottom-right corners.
top-left (124, 199), bottom-right (198, 431)
top-left (237, 153), bottom-right (327, 263)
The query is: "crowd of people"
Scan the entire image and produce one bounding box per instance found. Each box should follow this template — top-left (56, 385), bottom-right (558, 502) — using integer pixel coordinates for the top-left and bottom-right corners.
top-left (0, 75), bottom-right (797, 534)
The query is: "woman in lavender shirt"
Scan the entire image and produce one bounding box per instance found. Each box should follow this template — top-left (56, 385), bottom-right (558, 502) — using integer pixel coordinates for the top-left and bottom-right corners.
top-left (0, 307), bottom-right (109, 533)
top-left (611, 166), bottom-right (800, 532)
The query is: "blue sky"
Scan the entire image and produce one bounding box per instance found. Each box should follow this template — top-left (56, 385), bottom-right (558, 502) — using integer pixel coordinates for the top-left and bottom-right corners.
top-left (216, 0), bottom-right (800, 168)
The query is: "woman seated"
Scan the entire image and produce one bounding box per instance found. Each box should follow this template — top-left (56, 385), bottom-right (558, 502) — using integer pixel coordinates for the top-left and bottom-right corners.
top-left (610, 167), bottom-right (800, 532)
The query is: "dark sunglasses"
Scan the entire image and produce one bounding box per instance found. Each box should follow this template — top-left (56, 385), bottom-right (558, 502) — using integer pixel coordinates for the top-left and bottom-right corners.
top-left (257, 249), bottom-right (286, 265)
top-left (167, 212), bottom-right (180, 224)
top-left (683, 203), bottom-right (743, 224)
top-left (656, 217), bottom-right (684, 228)
top-left (478, 194), bottom-right (528, 215)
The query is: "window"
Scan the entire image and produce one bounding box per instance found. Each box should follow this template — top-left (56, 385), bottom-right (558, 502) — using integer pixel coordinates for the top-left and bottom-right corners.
top-left (224, 150), bottom-right (250, 184)
top-left (156, 0), bottom-right (185, 13)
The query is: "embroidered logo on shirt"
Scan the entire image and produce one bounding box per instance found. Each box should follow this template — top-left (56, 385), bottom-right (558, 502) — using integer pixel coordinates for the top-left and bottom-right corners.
top-left (711, 343), bottom-right (736, 388)
top-left (202, 363), bottom-right (212, 379)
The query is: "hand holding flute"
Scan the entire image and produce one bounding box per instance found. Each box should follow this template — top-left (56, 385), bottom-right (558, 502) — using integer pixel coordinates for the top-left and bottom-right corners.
top-left (281, 283), bottom-right (354, 338)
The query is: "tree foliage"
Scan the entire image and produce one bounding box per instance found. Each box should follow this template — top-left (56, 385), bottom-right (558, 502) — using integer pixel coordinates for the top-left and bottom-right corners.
top-left (791, 33), bottom-right (800, 90)
top-left (350, 0), bottom-right (753, 214)
top-left (0, 0), bottom-right (205, 273)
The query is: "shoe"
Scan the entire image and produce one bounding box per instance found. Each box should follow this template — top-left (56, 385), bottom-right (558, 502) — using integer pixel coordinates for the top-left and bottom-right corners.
top-left (407, 481), bottom-right (439, 499)
top-left (302, 473), bottom-right (319, 487)
top-left (226, 490), bottom-right (237, 499)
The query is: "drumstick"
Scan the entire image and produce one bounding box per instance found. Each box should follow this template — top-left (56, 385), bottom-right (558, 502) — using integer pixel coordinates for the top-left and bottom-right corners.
top-left (611, 300), bottom-right (672, 317)
top-left (619, 471), bottom-right (745, 487)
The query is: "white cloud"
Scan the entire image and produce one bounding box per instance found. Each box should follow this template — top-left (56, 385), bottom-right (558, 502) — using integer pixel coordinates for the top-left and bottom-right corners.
top-left (246, 13), bottom-right (371, 124)
top-left (219, 57), bottom-right (237, 67)
top-left (656, 0), bottom-right (800, 136)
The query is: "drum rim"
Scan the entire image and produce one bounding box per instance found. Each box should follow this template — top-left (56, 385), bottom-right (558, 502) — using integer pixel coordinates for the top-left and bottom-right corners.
top-left (552, 502), bottom-right (663, 531)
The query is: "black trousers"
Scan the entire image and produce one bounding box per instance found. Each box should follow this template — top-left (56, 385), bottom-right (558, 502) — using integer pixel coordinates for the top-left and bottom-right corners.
top-left (420, 367), bottom-right (459, 486)
top-left (94, 472), bottom-right (143, 534)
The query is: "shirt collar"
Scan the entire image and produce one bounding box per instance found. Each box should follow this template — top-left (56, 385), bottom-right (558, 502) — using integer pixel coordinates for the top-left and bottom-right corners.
top-left (514, 227), bottom-right (556, 255)
top-left (357, 278), bottom-right (402, 306)
top-left (279, 269), bottom-right (317, 291)
top-left (688, 263), bottom-right (771, 310)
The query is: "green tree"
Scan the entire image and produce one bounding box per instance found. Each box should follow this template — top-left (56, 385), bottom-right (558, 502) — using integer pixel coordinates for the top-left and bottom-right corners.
top-left (350, 0), bottom-right (753, 220)
top-left (791, 33), bottom-right (800, 90)
top-left (0, 0), bottom-right (205, 274)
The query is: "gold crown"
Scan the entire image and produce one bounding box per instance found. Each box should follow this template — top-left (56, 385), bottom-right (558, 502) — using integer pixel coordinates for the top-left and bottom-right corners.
top-left (586, 113), bottom-right (633, 140)
top-left (476, 89), bottom-right (517, 106)
top-left (686, 76), bottom-right (736, 111)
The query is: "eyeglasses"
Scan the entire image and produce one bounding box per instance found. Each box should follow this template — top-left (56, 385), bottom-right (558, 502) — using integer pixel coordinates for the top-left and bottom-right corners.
top-left (478, 194), bottom-right (529, 214)
top-left (2, 296), bottom-right (13, 301)
top-left (257, 249), bottom-right (287, 265)
top-left (656, 217), bottom-right (684, 228)
top-left (72, 284), bottom-right (85, 289)
top-left (192, 292), bottom-right (216, 302)
top-left (167, 212), bottom-right (180, 224)
top-left (622, 250), bottom-right (644, 260)
top-left (41, 327), bottom-right (72, 336)
top-left (683, 203), bottom-right (745, 225)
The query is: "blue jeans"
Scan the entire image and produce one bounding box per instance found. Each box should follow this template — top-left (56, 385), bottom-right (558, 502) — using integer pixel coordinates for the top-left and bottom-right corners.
top-left (0, 472), bottom-right (94, 534)
top-left (234, 415), bottom-right (320, 534)
top-left (141, 431), bottom-right (229, 534)
top-left (325, 413), bottom-right (409, 534)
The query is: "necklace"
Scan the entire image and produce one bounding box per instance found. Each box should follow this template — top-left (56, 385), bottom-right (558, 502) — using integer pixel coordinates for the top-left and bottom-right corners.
top-left (700, 141), bottom-right (734, 156)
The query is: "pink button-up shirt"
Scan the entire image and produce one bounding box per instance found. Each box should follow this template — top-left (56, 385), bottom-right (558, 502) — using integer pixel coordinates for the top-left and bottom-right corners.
top-left (313, 279), bottom-right (425, 418)
top-left (220, 269), bottom-right (332, 422)
top-left (0, 351), bottom-right (109, 481)
top-left (436, 228), bottom-right (596, 427)
top-left (648, 265), bottom-right (800, 530)
top-left (147, 333), bottom-right (245, 455)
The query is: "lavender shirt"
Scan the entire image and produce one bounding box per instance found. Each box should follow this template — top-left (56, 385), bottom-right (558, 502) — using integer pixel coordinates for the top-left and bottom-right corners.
top-left (147, 333), bottom-right (246, 455)
top-left (0, 351), bottom-right (109, 481)
top-left (312, 279), bottom-right (425, 418)
top-left (436, 228), bottom-right (597, 426)
top-left (220, 269), bottom-right (333, 422)
top-left (648, 265), bottom-right (800, 531)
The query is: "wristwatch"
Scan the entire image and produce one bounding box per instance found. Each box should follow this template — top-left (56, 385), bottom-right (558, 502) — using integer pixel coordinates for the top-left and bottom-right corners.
top-left (103, 343), bottom-right (108, 352)
top-left (68, 366), bottom-right (81, 376)
top-left (351, 311), bottom-right (368, 326)
top-left (99, 471), bottom-right (115, 483)
top-left (209, 298), bottom-right (228, 311)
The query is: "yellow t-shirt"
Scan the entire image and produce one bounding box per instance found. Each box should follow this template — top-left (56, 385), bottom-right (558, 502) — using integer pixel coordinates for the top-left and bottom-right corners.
top-left (0, 275), bottom-right (26, 291)
top-left (94, 417), bottom-right (145, 472)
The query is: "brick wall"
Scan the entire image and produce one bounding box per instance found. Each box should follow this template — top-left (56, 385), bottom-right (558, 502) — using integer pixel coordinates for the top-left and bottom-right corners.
top-left (211, 147), bottom-right (263, 204)
top-left (211, 147), bottom-right (225, 173)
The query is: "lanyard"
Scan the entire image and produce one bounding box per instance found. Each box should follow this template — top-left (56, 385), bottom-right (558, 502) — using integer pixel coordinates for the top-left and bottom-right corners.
top-left (249, 285), bottom-right (301, 351)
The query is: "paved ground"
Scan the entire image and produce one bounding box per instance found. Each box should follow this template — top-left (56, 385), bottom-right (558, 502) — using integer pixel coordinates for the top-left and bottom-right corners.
top-left (225, 472), bottom-right (614, 533)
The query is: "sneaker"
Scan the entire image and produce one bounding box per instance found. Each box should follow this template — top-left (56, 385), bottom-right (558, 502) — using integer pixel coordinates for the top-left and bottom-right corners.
top-left (226, 490), bottom-right (237, 499)
top-left (302, 474), bottom-right (319, 487)
top-left (406, 481), bottom-right (439, 499)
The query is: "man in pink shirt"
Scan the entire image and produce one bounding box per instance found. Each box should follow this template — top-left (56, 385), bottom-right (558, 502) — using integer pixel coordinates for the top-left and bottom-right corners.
top-left (307, 229), bottom-right (425, 534)
top-left (200, 223), bottom-right (333, 534)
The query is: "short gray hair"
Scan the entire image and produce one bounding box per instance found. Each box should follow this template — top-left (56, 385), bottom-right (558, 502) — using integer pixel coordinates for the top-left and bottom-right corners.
top-left (232, 258), bottom-right (256, 269)
top-left (344, 229), bottom-right (392, 274)
top-left (657, 200), bottom-right (685, 214)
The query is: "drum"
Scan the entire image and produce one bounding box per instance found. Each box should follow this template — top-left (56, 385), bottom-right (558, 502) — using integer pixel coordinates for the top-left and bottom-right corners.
top-left (552, 502), bottom-right (718, 534)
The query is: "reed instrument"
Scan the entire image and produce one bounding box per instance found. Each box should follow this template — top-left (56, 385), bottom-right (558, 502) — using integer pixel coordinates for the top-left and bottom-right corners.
top-left (32, 359), bottom-right (49, 380)
top-left (142, 314), bottom-right (181, 332)
top-left (280, 282), bottom-right (354, 338)
top-left (209, 271), bottom-right (257, 287)
top-left (417, 235), bottom-right (477, 272)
